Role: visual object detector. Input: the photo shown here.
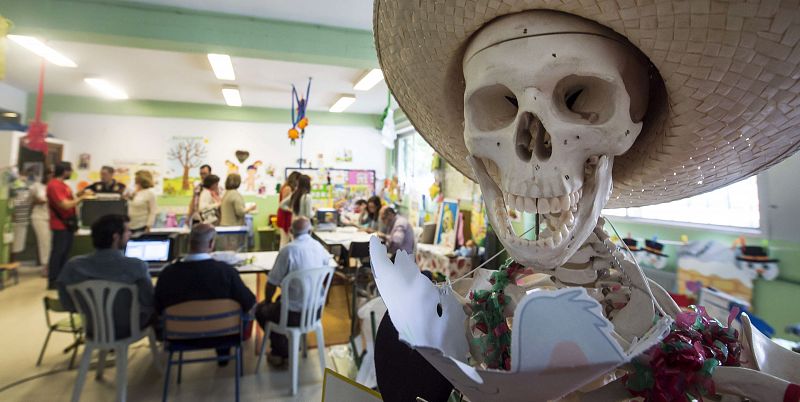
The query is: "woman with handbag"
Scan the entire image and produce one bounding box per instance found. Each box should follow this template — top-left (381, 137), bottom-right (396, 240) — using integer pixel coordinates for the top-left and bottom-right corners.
top-left (198, 174), bottom-right (222, 225)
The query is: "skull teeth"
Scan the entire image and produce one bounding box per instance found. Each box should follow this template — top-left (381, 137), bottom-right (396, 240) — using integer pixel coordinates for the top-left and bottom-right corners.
top-left (506, 189), bottom-right (581, 215)
top-left (500, 187), bottom-right (583, 249)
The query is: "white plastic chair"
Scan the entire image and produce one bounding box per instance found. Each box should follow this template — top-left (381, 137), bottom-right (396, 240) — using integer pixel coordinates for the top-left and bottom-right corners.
top-left (256, 266), bottom-right (335, 395)
top-left (355, 297), bottom-right (387, 389)
top-left (67, 280), bottom-right (159, 402)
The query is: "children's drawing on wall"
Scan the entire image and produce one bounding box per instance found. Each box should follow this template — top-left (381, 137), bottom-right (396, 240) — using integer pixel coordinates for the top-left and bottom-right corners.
top-left (78, 153), bottom-right (91, 170)
top-left (112, 160), bottom-right (162, 195)
top-left (735, 245), bottom-right (780, 280)
top-left (640, 239), bottom-right (669, 270)
top-left (225, 160), bottom-right (239, 174)
top-left (435, 199), bottom-right (459, 249)
top-left (335, 149), bottom-right (353, 162)
top-left (165, 136), bottom-right (207, 196)
top-left (676, 240), bottom-right (778, 304)
top-left (244, 161), bottom-right (262, 193)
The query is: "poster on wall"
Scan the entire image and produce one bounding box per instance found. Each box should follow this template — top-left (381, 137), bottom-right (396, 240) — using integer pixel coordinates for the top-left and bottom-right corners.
top-left (114, 159), bottom-right (162, 195)
top-left (435, 199), bottom-right (459, 249)
top-left (675, 240), bottom-right (781, 304)
top-left (78, 153), bottom-right (91, 170)
top-left (285, 167), bottom-right (376, 210)
top-left (164, 136), bottom-right (208, 196)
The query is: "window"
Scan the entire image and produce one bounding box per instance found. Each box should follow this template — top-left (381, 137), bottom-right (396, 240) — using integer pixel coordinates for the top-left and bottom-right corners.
top-left (603, 176), bottom-right (760, 229)
top-left (396, 132), bottom-right (435, 197)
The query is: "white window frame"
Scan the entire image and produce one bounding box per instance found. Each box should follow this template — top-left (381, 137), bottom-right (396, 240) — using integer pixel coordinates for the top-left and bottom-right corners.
top-left (602, 174), bottom-right (765, 236)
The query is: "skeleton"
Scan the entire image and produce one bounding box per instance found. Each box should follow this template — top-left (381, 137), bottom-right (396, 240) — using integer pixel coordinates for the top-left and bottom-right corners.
top-left (455, 10), bottom-right (799, 400)
top-left (464, 10), bottom-right (654, 341)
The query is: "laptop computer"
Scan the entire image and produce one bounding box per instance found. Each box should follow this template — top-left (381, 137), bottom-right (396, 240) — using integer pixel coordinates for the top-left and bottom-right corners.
top-left (315, 208), bottom-right (339, 232)
top-left (125, 237), bottom-right (173, 272)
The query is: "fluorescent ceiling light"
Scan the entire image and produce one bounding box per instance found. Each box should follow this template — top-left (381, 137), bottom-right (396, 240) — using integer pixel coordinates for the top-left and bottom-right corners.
top-left (84, 78), bottom-right (129, 100)
top-left (353, 69), bottom-right (383, 91)
top-left (207, 53), bottom-right (236, 81)
top-left (329, 95), bottom-right (356, 113)
top-left (222, 86), bottom-right (242, 107)
top-left (6, 35), bottom-right (77, 68)
top-left (2, 112), bottom-right (19, 118)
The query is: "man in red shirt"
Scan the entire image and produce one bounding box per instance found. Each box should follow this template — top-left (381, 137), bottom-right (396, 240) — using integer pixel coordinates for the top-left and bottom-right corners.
top-left (47, 161), bottom-right (88, 289)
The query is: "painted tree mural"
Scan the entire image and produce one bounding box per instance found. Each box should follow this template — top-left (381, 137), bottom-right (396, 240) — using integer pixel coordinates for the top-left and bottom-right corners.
top-left (167, 138), bottom-right (207, 190)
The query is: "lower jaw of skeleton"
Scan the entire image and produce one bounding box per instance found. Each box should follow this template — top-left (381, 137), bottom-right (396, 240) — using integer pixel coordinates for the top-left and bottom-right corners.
top-left (469, 154), bottom-right (613, 270)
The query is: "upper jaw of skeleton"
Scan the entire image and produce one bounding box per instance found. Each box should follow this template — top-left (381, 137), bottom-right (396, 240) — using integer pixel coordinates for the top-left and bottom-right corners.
top-left (469, 154), bottom-right (611, 270)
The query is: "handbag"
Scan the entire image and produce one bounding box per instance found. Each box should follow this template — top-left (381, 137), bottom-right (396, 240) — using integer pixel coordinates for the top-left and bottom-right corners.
top-left (199, 206), bottom-right (219, 225)
top-left (49, 200), bottom-right (79, 233)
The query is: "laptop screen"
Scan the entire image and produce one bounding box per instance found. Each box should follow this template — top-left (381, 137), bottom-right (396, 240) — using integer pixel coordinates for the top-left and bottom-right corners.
top-left (316, 209), bottom-right (339, 226)
top-left (125, 239), bottom-right (171, 262)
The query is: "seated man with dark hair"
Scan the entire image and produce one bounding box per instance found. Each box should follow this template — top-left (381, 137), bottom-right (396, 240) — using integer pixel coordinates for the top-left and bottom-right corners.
top-left (154, 223), bottom-right (255, 364)
top-left (57, 214), bottom-right (154, 338)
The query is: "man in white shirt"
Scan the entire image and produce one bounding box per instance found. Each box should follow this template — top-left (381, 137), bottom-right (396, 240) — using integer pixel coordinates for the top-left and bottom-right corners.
top-left (255, 217), bottom-right (330, 368)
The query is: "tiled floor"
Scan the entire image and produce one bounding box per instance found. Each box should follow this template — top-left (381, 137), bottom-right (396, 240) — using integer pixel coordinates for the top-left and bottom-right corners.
top-left (0, 266), bottom-right (349, 402)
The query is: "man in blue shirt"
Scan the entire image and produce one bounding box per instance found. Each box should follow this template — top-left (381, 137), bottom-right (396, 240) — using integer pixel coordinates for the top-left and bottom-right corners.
top-left (255, 217), bottom-right (330, 368)
top-left (57, 214), bottom-right (154, 339)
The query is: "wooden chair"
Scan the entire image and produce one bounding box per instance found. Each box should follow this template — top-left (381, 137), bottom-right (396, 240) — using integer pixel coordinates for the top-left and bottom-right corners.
top-left (0, 262), bottom-right (20, 289)
top-left (162, 299), bottom-right (245, 402)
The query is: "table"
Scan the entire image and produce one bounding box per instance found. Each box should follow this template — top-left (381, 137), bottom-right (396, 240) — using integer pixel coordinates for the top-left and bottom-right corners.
top-left (148, 251), bottom-right (277, 276)
top-left (313, 227), bottom-right (375, 250)
top-left (415, 243), bottom-right (473, 279)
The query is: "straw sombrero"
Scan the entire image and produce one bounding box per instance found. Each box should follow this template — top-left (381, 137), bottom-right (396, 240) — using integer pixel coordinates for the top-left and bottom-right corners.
top-left (375, 0), bottom-right (800, 208)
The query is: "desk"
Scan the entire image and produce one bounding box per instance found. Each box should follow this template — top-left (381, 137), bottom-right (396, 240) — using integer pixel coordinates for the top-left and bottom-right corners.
top-left (415, 243), bottom-right (473, 279)
top-left (314, 227), bottom-right (375, 250)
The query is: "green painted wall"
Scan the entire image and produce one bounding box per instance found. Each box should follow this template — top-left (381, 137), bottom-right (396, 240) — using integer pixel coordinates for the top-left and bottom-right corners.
top-left (1, 0), bottom-right (377, 68)
top-left (606, 218), bottom-right (800, 341)
top-left (27, 94), bottom-right (382, 127)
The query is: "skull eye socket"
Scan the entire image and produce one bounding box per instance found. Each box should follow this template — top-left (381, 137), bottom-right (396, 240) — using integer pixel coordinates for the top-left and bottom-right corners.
top-left (554, 75), bottom-right (616, 124)
top-left (467, 84), bottom-right (518, 131)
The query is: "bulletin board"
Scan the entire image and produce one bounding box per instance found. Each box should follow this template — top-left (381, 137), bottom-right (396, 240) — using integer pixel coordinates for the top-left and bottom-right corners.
top-left (285, 167), bottom-right (376, 209)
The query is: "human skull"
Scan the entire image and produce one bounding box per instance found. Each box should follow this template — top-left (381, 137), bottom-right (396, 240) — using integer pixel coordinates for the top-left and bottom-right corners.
top-left (464, 11), bottom-right (651, 269)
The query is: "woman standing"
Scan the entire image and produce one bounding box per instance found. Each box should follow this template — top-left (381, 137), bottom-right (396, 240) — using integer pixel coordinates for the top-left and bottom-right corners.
top-left (277, 171), bottom-right (301, 247)
top-left (128, 170), bottom-right (158, 234)
top-left (198, 174), bottom-right (222, 225)
top-left (30, 168), bottom-right (53, 275)
top-left (220, 173), bottom-right (256, 226)
top-left (281, 174), bottom-right (312, 220)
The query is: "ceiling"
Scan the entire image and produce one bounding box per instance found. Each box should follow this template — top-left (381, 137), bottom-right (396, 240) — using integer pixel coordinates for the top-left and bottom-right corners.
top-left (3, 0), bottom-right (388, 114)
top-left (5, 40), bottom-right (388, 113)
top-left (125, 0), bottom-right (374, 31)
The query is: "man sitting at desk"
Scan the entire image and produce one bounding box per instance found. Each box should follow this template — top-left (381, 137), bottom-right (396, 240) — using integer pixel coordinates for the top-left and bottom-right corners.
top-left (154, 223), bottom-right (255, 364)
top-left (57, 214), bottom-right (155, 338)
top-left (377, 206), bottom-right (415, 258)
top-left (255, 217), bottom-right (330, 368)
top-left (79, 165), bottom-right (126, 196)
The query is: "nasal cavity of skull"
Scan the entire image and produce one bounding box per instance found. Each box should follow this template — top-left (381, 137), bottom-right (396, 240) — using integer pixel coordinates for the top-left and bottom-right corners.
top-left (467, 84), bottom-right (518, 131)
top-left (515, 112), bottom-right (551, 162)
top-left (554, 75), bottom-right (615, 124)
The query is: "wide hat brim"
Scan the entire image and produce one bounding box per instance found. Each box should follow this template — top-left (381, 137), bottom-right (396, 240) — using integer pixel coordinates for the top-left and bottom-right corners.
top-left (375, 0), bottom-right (800, 208)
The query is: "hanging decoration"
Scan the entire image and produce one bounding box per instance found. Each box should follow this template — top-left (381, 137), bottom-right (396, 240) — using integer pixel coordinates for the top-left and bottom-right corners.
top-left (25, 60), bottom-right (48, 153)
top-left (288, 78), bottom-right (312, 144)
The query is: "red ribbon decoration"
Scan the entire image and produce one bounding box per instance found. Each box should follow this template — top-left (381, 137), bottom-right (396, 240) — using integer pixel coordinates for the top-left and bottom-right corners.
top-left (25, 60), bottom-right (48, 153)
top-left (785, 384), bottom-right (800, 402)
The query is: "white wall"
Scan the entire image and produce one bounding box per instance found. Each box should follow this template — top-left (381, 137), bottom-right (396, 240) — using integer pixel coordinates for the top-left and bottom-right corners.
top-left (47, 112), bottom-right (385, 194)
top-left (759, 151), bottom-right (800, 243)
top-left (0, 82), bottom-right (27, 119)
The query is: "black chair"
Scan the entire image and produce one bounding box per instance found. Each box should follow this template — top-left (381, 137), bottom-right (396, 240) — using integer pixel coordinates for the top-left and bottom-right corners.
top-left (36, 296), bottom-right (83, 368)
